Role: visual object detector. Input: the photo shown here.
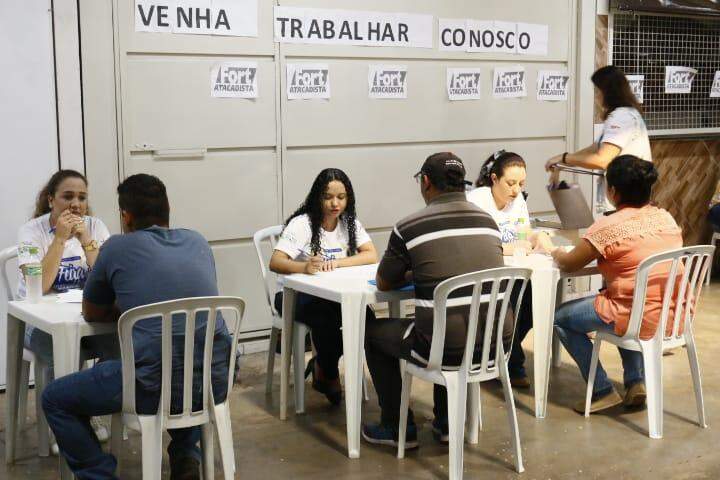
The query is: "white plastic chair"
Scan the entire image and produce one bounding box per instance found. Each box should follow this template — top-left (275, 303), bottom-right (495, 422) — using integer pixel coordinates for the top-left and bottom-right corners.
top-left (1, 246), bottom-right (51, 457)
top-left (252, 225), bottom-right (288, 394)
top-left (397, 267), bottom-right (532, 479)
top-left (706, 232), bottom-right (719, 285)
top-left (253, 225), bottom-right (370, 410)
top-left (585, 245), bottom-right (715, 438)
top-left (110, 296), bottom-right (244, 479)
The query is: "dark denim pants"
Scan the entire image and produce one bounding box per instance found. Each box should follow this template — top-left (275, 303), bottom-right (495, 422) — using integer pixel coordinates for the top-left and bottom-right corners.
top-left (554, 296), bottom-right (644, 398)
top-left (42, 359), bottom-right (225, 480)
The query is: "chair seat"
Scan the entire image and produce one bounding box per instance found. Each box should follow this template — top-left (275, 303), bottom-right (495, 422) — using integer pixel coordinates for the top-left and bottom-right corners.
top-left (596, 330), bottom-right (687, 352)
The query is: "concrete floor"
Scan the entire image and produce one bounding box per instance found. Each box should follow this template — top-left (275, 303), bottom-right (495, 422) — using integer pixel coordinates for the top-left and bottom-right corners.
top-left (2, 284), bottom-right (720, 479)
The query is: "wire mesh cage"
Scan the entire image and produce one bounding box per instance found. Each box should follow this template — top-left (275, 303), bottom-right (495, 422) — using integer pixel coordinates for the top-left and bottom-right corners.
top-left (612, 13), bottom-right (720, 133)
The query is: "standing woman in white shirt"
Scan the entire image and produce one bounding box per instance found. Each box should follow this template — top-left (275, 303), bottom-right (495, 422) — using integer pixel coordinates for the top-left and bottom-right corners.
top-left (545, 65), bottom-right (652, 211)
top-left (270, 168), bottom-right (378, 405)
top-left (17, 169), bottom-right (113, 444)
top-left (467, 151), bottom-right (546, 386)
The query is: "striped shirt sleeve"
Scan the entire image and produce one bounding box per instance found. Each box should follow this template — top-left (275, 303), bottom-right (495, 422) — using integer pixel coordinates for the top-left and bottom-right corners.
top-left (377, 226), bottom-right (410, 286)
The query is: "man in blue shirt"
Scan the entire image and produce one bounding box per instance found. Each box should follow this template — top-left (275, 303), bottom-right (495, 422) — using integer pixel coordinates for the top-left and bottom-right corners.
top-left (42, 174), bottom-right (231, 480)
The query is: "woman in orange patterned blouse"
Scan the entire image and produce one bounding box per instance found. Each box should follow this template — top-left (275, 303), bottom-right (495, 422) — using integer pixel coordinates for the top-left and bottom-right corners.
top-left (537, 155), bottom-right (682, 414)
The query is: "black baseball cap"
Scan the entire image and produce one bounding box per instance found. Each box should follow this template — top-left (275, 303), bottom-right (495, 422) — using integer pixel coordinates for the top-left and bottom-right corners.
top-left (417, 152), bottom-right (472, 189)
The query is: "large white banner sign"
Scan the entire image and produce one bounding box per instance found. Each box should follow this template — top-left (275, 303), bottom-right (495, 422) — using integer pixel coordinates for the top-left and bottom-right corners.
top-left (710, 71), bottom-right (720, 98)
top-left (135, 0), bottom-right (258, 37)
top-left (438, 19), bottom-right (549, 56)
top-left (447, 68), bottom-right (481, 101)
top-left (210, 62), bottom-right (258, 98)
top-left (626, 75), bottom-right (644, 103)
top-left (368, 65), bottom-right (408, 99)
top-left (493, 66), bottom-right (526, 98)
top-left (665, 66), bottom-right (697, 94)
top-left (536, 70), bottom-right (569, 101)
top-left (274, 6), bottom-right (433, 48)
top-left (286, 64), bottom-right (330, 100)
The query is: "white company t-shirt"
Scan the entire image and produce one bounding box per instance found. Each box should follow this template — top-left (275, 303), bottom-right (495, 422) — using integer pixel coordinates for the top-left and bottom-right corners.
top-left (466, 186), bottom-right (530, 244)
top-left (597, 107), bottom-right (653, 211)
top-left (275, 213), bottom-right (372, 262)
top-left (17, 213), bottom-right (111, 297)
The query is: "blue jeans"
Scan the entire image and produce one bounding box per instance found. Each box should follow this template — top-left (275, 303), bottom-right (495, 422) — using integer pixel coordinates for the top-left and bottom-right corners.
top-left (42, 360), bottom-right (204, 480)
top-left (554, 296), bottom-right (644, 398)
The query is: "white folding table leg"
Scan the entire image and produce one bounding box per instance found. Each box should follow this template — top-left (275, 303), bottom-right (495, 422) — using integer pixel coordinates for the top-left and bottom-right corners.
top-left (18, 360), bottom-right (30, 430)
top-left (532, 269), bottom-right (559, 418)
top-left (293, 323), bottom-right (308, 414)
top-left (280, 288), bottom-right (297, 421)
top-left (340, 292), bottom-right (367, 459)
top-left (5, 314), bottom-right (26, 465)
top-left (51, 327), bottom-right (81, 480)
top-left (34, 360), bottom-right (50, 457)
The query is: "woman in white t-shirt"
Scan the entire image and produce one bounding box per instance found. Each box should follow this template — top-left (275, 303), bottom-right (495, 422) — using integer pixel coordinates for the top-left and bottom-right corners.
top-left (270, 168), bottom-right (378, 405)
top-left (17, 169), bottom-right (114, 444)
top-left (545, 65), bottom-right (652, 212)
top-left (467, 151), bottom-right (546, 386)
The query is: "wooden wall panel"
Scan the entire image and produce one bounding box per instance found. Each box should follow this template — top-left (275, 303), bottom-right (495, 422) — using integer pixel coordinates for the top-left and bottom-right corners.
top-left (651, 140), bottom-right (720, 246)
top-left (594, 15), bottom-right (608, 123)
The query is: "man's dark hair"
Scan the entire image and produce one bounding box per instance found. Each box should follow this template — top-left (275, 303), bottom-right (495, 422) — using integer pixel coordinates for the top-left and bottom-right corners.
top-left (606, 155), bottom-right (658, 207)
top-left (423, 152), bottom-right (467, 193)
top-left (117, 174), bottom-right (170, 230)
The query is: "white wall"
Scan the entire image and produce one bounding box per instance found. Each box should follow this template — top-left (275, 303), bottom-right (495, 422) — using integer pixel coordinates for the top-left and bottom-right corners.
top-left (76, 0), bottom-right (599, 338)
top-left (0, 0), bottom-right (59, 387)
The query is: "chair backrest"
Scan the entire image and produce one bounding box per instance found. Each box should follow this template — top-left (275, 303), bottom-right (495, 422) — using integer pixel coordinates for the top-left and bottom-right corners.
top-left (426, 267), bottom-right (531, 377)
top-left (252, 225), bottom-right (283, 317)
top-left (625, 245), bottom-right (715, 343)
top-left (1, 246), bottom-right (18, 302)
top-left (117, 296), bottom-right (245, 426)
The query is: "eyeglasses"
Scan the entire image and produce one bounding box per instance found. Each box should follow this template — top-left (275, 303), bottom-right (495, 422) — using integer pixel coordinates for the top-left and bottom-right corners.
top-left (413, 171), bottom-right (424, 183)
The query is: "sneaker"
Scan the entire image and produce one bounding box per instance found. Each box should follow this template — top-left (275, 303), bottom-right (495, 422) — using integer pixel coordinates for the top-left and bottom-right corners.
top-left (623, 382), bottom-right (647, 408)
top-left (573, 389), bottom-right (623, 414)
top-left (431, 417), bottom-right (449, 444)
top-left (361, 422), bottom-right (418, 449)
top-left (169, 455), bottom-right (200, 480)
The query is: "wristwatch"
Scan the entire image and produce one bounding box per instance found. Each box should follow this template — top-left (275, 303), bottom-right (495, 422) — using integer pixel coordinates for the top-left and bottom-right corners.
top-left (82, 240), bottom-right (98, 252)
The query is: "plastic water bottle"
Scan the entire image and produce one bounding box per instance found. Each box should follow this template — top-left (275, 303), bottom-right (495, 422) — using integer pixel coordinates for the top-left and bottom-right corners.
top-left (513, 218), bottom-right (529, 258)
top-left (21, 245), bottom-right (43, 303)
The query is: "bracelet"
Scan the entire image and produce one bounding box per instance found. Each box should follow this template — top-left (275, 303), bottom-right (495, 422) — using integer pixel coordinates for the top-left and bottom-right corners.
top-left (561, 152), bottom-right (568, 164)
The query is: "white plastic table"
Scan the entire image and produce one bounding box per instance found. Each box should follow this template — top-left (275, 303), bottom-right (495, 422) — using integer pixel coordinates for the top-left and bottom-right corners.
top-left (5, 297), bottom-right (116, 478)
top-left (505, 253), bottom-right (598, 418)
top-left (279, 257), bottom-right (597, 458)
top-left (279, 264), bottom-right (414, 459)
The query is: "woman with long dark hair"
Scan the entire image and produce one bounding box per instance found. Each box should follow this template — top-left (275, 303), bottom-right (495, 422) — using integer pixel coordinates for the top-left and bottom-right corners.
top-left (545, 65), bottom-right (652, 212)
top-left (269, 168), bottom-right (378, 405)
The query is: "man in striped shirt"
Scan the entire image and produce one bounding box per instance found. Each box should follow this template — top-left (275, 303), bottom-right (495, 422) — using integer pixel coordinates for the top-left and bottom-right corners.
top-left (362, 152), bottom-right (511, 448)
